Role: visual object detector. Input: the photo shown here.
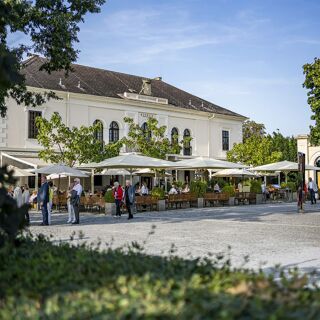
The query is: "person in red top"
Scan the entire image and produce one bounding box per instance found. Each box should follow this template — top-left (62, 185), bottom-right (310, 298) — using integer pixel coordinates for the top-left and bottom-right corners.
top-left (113, 182), bottom-right (123, 217)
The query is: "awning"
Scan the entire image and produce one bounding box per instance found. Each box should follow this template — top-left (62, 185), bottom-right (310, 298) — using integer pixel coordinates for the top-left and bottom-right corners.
top-left (0, 152), bottom-right (49, 169)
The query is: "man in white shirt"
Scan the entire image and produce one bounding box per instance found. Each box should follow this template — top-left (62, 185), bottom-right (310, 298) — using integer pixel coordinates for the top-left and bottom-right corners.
top-left (72, 178), bottom-right (83, 224)
top-left (308, 177), bottom-right (317, 205)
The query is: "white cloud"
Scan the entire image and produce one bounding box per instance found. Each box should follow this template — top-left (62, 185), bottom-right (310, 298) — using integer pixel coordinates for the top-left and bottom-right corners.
top-left (80, 5), bottom-right (271, 65)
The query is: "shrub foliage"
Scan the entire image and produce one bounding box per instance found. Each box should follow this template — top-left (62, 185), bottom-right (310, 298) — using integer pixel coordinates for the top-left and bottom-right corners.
top-left (151, 187), bottom-right (165, 200)
top-left (222, 185), bottom-right (236, 197)
top-left (190, 180), bottom-right (207, 197)
top-left (0, 236), bottom-right (319, 319)
top-left (104, 190), bottom-right (114, 203)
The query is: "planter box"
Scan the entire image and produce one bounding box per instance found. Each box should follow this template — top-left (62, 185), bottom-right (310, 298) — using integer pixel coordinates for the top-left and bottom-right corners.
top-left (157, 199), bottom-right (166, 211)
top-left (105, 202), bottom-right (115, 215)
top-left (256, 194), bottom-right (263, 204)
top-left (228, 196), bottom-right (235, 206)
top-left (292, 192), bottom-right (297, 202)
top-left (197, 198), bottom-right (204, 208)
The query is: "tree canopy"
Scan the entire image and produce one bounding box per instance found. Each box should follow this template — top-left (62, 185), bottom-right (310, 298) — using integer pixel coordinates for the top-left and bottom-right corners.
top-left (242, 120), bottom-right (266, 142)
top-left (36, 112), bottom-right (120, 167)
top-left (303, 57), bottom-right (320, 145)
top-left (227, 120), bottom-right (297, 166)
top-left (227, 135), bottom-right (283, 166)
top-left (0, 0), bottom-right (105, 117)
top-left (121, 117), bottom-right (185, 160)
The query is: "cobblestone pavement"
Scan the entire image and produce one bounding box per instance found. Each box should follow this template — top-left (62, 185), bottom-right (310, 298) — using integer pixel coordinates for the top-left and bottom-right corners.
top-left (29, 202), bottom-right (320, 273)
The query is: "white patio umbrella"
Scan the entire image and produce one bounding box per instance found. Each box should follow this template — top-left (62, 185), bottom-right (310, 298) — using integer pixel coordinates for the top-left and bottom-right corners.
top-left (8, 165), bottom-right (35, 177)
top-left (80, 153), bottom-right (182, 190)
top-left (47, 173), bottom-right (68, 180)
top-left (212, 168), bottom-right (258, 178)
top-left (35, 164), bottom-right (89, 177)
top-left (82, 153), bottom-right (182, 170)
top-left (250, 160), bottom-right (320, 183)
top-left (175, 157), bottom-right (245, 170)
top-left (35, 164), bottom-right (89, 192)
top-left (133, 168), bottom-right (172, 177)
top-left (251, 160), bottom-right (320, 172)
top-left (96, 169), bottom-right (131, 176)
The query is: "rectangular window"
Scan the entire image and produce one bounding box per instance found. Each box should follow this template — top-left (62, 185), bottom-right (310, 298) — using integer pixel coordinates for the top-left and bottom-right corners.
top-left (222, 130), bottom-right (229, 151)
top-left (28, 111), bottom-right (42, 139)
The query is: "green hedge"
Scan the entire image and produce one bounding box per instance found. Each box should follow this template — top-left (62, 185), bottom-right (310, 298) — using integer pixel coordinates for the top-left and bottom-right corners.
top-left (222, 185), bottom-right (236, 197)
top-left (0, 236), bottom-right (319, 319)
top-left (190, 180), bottom-right (207, 197)
top-left (151, 187), bottom-right (165, 200)
top-left (104, 189), bottom-right (114, 203)
top-left (250, 180), bottom-right (262, 194)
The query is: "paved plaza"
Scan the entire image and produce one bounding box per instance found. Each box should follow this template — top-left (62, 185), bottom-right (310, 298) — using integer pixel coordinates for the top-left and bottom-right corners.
top-left (30, 203), bottom-right (320, 274)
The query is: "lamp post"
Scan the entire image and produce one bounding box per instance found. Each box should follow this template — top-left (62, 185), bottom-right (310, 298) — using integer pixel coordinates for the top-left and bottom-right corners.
top-left (298, 152), bottom-right (305, 213)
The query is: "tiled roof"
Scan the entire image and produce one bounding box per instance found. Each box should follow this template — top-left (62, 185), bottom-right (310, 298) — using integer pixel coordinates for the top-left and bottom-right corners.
top-left (22, 55), bottom-right (245, 118)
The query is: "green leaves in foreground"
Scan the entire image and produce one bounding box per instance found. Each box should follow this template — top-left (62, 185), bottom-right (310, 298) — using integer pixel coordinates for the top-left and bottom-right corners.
top-left (0, 0), bottom-right (105, 117)
top-left (0, 236), bottom-right (319, 319)
top-left (303, 57), bottom-right (320, 146)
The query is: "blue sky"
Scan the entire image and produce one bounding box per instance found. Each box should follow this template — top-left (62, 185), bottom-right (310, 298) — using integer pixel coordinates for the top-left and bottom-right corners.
top-left (12, 0), bottom-right (320, 136)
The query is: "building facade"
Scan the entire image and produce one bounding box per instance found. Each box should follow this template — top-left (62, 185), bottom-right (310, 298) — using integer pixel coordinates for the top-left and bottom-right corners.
top-left (0, 55), bottom-right (246, 188)
top-left (297, 134), bottom-right (320, 187)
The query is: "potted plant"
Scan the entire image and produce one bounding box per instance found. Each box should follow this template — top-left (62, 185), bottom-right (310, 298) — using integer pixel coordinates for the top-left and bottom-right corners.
top-left (104, 189), bottom-right (115, 215)
top-left (190, 180), bottom-right (207, 208)
top-left (287, 181), bottom-right (297, 201)
top-left (250, 180), bottom-right (263, 204)
top-left (222, 185), bottom-right (235, 206)
top-left (243, 180), bottom-right (251, 193)
top-left (151, 187), bottom-right (166, 211)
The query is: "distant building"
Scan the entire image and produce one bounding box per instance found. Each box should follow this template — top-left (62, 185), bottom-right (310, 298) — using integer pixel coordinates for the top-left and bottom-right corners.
top-left (0, 55), bottom-right (246, 188)
top-left (297, 134), bottom-right (320, 186)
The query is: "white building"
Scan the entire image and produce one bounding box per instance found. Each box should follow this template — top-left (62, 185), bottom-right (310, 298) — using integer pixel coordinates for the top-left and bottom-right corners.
top-left (0, 55), bottom-right (246, 189)
top-left (297, 134), bottom-right (320, 187)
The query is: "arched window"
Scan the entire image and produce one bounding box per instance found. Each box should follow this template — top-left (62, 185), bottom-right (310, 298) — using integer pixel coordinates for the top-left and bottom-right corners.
top-left (109, 121), bottom-right (119, 143)
top-left (141, 122), bottom-right (151, 140)
top-left (171, 127), bottom-right (179, 145)
top-left (93, 120), bottom-right (104, 144)
top-left (183, 129), bottom-right (192, 156)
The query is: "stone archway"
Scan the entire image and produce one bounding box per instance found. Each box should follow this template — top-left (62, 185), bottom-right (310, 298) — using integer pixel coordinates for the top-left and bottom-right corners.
top-left (315, 157), bottom-right (320, 189)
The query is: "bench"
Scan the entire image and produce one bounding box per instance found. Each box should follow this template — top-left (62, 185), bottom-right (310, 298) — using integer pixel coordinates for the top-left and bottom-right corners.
top-left (166, 193), bottom-right (198, 209)
top-left (204, 193), bottom-right (229, 206)
top-left (53, 194), bottom-right (67, 211)
top-left (135, 195), bottom-right (158, 212)
top-left (235, 192), bottom-right (256, 205)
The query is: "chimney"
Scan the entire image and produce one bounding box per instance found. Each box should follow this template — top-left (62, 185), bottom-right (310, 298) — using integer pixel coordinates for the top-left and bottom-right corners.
top-left (140, 79), bottom-right (152, 96)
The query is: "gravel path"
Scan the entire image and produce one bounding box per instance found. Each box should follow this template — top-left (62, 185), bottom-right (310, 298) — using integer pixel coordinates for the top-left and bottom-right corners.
top-left (29, 202), bottom-right (320, 273)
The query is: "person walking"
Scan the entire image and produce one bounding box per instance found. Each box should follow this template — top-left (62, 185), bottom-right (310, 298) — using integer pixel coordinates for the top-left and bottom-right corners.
top-left (124, 180), bottom-right (135, 220)
top-left (113, 182), bottom-right (123, 217)
top-left (47, 181), bottom-right (54, 225)
top-left (71, 178), bottom-right (83, 224)
top-left (38, 175), bottom-right (49, 226)
top-left (308, 177), bottom-right (317, 205)
top-left (22, 184), bottom-right (30, 224)
top-left (67, 182), bottom-right (75, 223)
